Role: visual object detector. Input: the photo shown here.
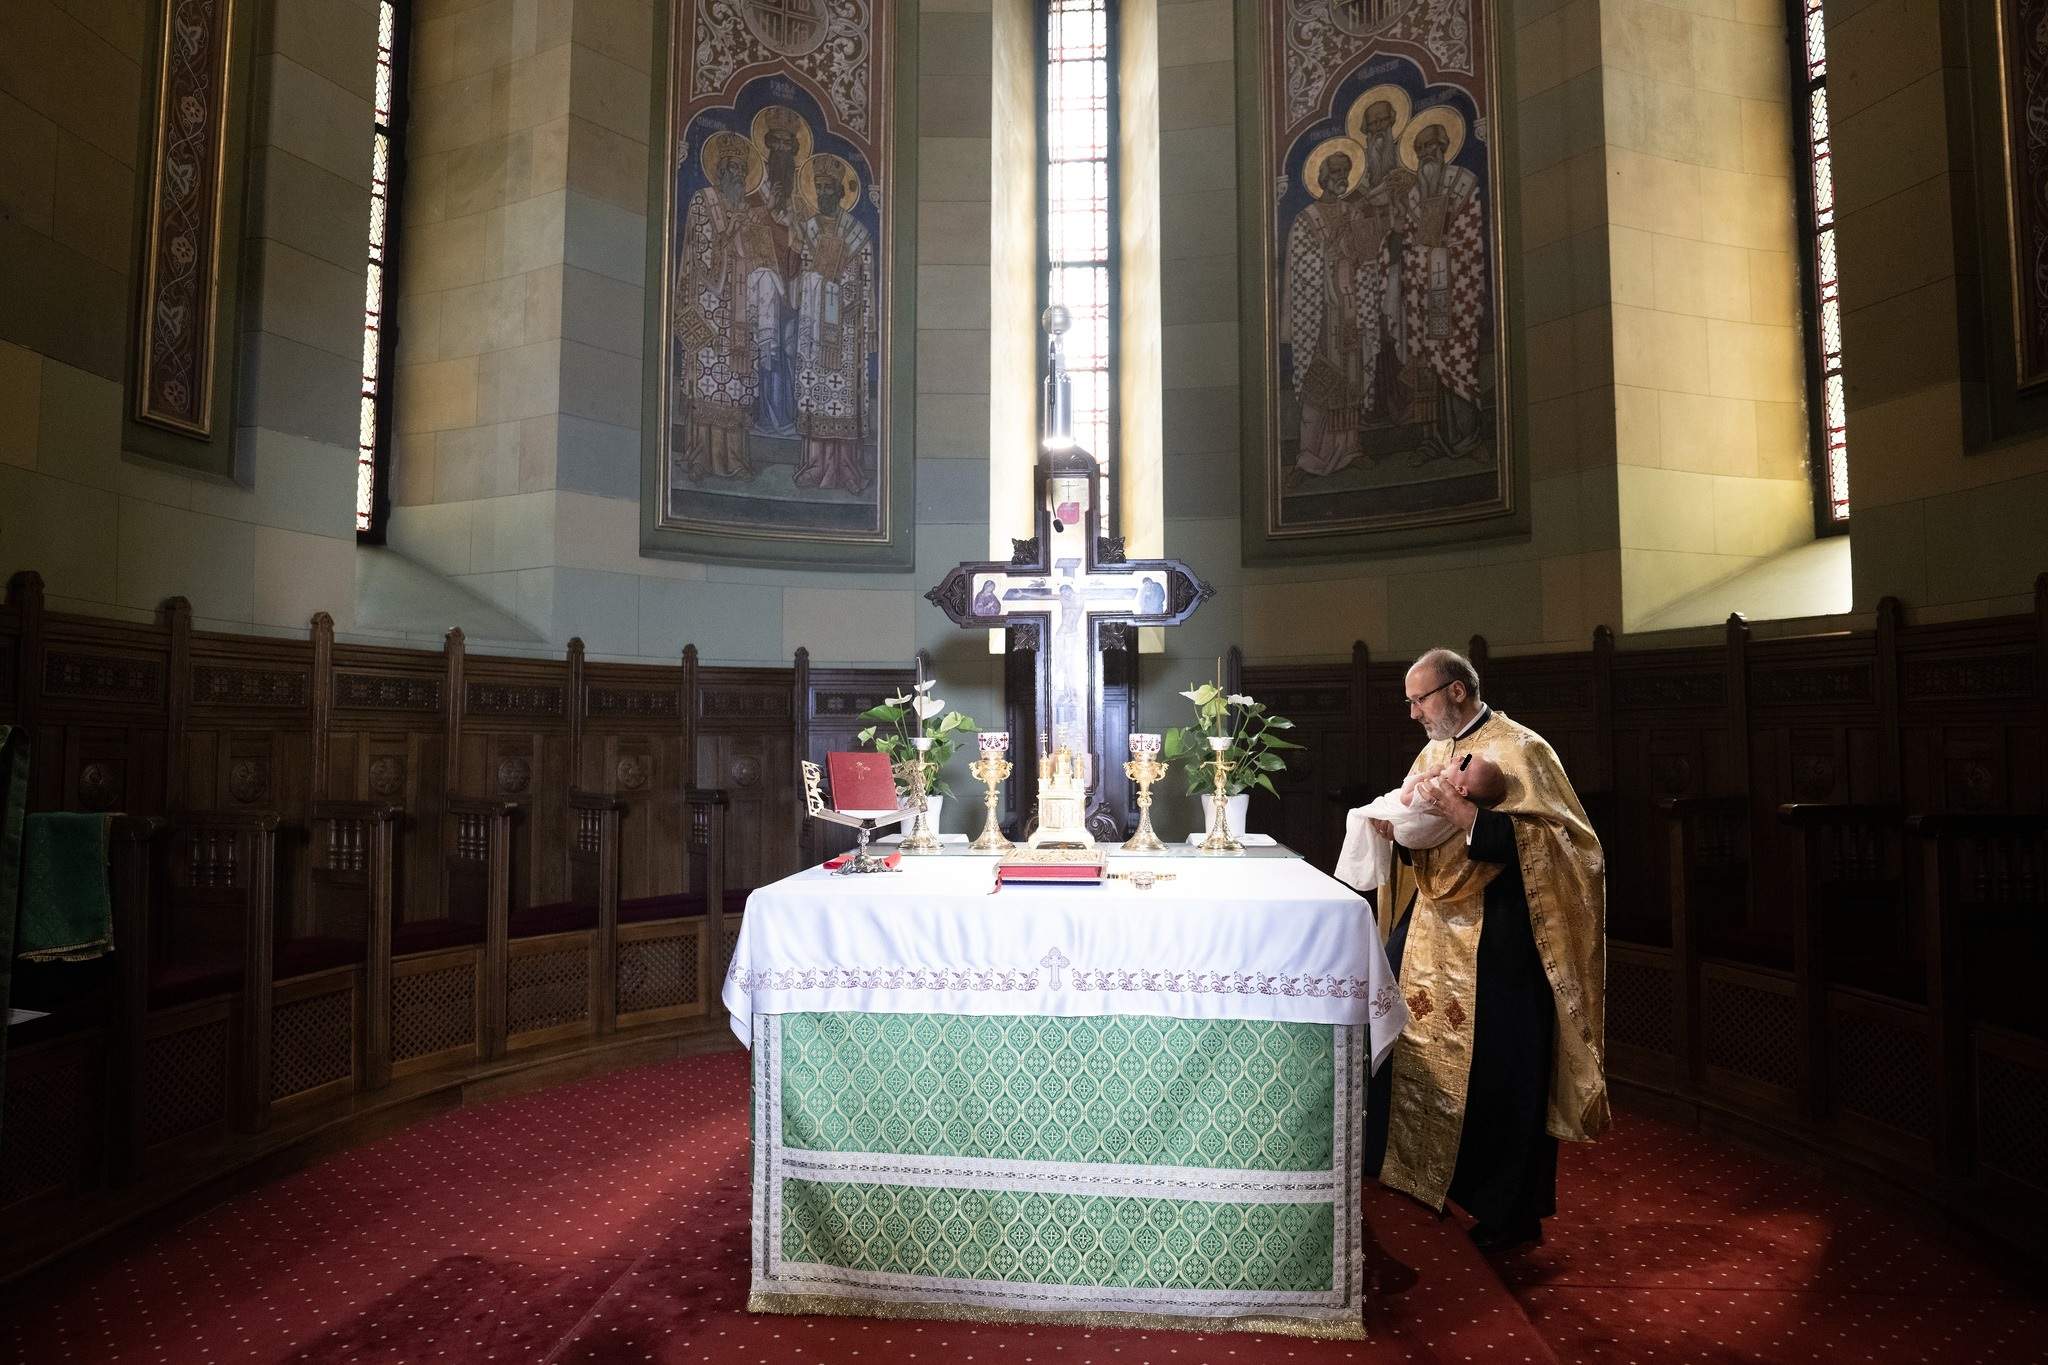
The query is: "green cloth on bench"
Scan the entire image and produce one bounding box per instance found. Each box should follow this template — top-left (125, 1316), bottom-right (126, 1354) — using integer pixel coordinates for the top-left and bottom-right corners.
top-left (17, 813), bottom-right (113, 963)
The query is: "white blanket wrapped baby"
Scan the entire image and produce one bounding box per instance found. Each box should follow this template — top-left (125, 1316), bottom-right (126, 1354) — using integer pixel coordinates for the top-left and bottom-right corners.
top-left (1333, 754), bottom-right (1506, 898)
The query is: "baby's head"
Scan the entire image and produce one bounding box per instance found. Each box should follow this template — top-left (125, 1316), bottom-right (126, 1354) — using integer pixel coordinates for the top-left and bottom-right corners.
top-left (1454, 754), bottom-right (1506, 805)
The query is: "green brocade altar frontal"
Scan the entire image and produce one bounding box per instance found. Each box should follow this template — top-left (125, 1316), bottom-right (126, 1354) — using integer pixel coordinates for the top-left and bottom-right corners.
top-left (749, 1011), bottom-right (1368, 1339)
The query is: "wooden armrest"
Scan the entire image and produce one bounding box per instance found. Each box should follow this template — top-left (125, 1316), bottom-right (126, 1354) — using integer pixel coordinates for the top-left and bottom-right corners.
top-left (1906, 813), bottom-right (2048, 838)
top-left (180, 809), bottom-right (283, 832)
top-left (1655, 794), bottom-right (1749, 815)
top-left (310, 800), bottom-right (401, 823)
top-left (446, 797), bottom-right (519, 817)
top-left (686, 786), bottom-right (729, 808)
top-left (1776, 802), bottom-right (1903, 827)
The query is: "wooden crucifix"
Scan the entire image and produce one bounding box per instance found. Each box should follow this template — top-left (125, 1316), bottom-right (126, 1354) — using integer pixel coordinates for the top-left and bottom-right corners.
top-left (925, 309), bottom-right (1213, 838)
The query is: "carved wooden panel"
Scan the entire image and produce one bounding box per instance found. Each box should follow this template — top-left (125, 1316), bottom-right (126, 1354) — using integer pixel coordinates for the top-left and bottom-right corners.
top-left (1976, 1029), bottom-right (2048, 1197)
top-left (43, 650), bottom-right (165, 707)
top-left (1826, 992), bottom-right (1935, 1143)
top-left (1750, 661), bottom-right (1873, 708)
top-left (696, 732), bottom-right (796, 891)
top-left (329, 728), bottom-right (446, 925)
top-left (618, 930), bottom-right (701, 1016)
top-left (465, 680), bottom-right (566, 720)
top-left (1701, 965), bottom-right (1799, 1108)
top-left (1612, 667), bottom-right (1723, 711)
top-left (0, 1038), bottom-right (100, 1209)
top-left (392, 956), bottom-right (479, 1066)
top-left (462, 731), bottom-right (570, 911)
top-left (588, 684), bottom-right (681, 720)
top-left (191, 664), bottom-right (310, 710)
top-left (1901, 652), bottom-right (2035, 704)
top-left (142, 1014), bottom-right (229, 1146)
top-left (507, 942), bottom-right (591, 1038)
top-left (595, 732), bottom-right (689, 902)
top-left (699, 670), bottom-right (793, 731)
top-left (271, 984), bottom-right (355, 1102)
top-left (1607, 949), bottom-right (1677, 1059)
top-left (334, 672), bottom-right (441, 712)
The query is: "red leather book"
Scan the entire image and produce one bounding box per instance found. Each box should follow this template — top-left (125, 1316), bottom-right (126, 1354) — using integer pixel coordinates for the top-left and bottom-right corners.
top-left (995, 861), bottom-right (1105, 886)
top-left (827, 750), bottom-right (900, 817)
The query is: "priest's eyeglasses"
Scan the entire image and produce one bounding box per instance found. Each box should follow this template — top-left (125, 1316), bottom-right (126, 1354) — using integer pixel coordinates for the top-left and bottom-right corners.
top-left (1405, 679), bottom-right (1456, 710)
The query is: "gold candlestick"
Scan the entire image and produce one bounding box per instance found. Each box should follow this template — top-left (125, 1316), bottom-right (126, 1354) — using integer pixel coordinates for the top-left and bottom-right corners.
top-left (1196, 739), bottom-right (1243, 855)
top-left (1121, 752), bottom-right (1168, 853)
top-left (896, 739), bottom-right (942, 854)
top-left (968, 753), bottom-right (1014, 853)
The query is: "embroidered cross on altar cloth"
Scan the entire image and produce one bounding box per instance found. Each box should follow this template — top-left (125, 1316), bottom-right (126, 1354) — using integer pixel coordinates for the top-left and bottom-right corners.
top-left (727, 853), bottom-right (1404, 1339)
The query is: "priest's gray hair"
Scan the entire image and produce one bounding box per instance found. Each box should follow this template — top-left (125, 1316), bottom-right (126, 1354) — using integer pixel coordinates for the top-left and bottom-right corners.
top-left (1412, 647), bottom-right (1481, 699)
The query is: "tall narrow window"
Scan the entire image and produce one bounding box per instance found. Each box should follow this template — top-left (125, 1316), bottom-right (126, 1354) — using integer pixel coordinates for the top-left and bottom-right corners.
top-left (1796, 0), bottom-right (1849, 529)
top-left (357, 0), bottom-right (409, 539)
top-left (1041, 0), bottom-right (1118, 527)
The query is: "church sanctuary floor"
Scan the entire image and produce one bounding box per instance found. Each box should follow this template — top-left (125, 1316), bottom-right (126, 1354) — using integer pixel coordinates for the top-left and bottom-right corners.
top-left (4, 1047), bottom-right (2046, 1365)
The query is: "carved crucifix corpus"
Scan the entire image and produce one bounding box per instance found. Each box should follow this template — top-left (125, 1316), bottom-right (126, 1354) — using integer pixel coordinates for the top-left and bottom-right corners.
top-left (925, 309), bottom-right (1213, 837)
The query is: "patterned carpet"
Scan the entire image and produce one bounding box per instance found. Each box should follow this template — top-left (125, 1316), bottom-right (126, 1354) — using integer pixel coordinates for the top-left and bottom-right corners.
top-left (1, 1046), bottom-right (2043, 1364)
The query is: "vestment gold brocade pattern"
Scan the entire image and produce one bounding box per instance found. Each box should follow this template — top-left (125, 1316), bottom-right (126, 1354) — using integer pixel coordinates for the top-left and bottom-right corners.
top-left (1377, 711), bottom-right (1609, 1210)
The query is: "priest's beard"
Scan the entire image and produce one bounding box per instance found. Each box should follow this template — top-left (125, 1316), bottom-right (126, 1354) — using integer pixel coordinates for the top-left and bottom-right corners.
top-left (1421, 706), bottom-right (1474, 741)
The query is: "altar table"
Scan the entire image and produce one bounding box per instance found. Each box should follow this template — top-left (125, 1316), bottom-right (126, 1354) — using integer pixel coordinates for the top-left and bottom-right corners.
top-left (721, 852), bottom-right (1405, 1339)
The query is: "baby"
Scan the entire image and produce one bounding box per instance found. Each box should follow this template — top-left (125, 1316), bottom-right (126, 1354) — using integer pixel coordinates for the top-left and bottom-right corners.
top-left (1335, 753), bottom-right (1507, 896)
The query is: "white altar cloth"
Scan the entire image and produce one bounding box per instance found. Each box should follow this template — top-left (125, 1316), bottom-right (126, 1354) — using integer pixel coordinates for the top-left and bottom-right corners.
top-left (721, 853), bottom-right (1408, 1069)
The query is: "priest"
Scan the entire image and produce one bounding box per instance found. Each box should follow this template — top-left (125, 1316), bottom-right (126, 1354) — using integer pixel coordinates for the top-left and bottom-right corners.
top-left (1362, 647), bottom-right (1608, 1252)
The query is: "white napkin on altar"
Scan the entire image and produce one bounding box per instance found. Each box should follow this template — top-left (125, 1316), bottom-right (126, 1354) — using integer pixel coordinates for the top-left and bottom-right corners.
top-left (1333, 790), bottom-right (1460, 897)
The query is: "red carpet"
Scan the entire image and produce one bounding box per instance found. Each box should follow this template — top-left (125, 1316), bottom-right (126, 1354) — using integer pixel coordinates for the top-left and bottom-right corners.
top-left (1497, 1110), bottom-right (2048, 1363)
top-left (1, 1047), bottom-right (2042, 1364)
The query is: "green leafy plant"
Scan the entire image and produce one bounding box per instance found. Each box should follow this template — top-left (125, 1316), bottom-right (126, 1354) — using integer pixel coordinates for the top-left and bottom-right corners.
top-left (1161, 684), bottom-right (1302, 798)
top-left (856, 681), bottom-right (978, 799)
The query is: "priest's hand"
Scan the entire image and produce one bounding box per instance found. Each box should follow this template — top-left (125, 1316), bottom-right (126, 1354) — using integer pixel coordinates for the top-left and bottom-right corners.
top-left (1368, 817), bottom-right (1395, 843)
top-left (1414, 774), bottom-right (1479, 833)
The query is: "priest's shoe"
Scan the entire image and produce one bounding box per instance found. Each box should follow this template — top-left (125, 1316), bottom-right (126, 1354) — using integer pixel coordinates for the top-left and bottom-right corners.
top-left (1469, 1219), bottom-right (1542, 1254)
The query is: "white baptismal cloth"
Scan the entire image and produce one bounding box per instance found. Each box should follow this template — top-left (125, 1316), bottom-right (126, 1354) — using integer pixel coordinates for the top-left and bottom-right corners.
top-left (721, 853), bottom-right (1409, 1071)
top-left (1333, 791), bottom-right (1459, 899)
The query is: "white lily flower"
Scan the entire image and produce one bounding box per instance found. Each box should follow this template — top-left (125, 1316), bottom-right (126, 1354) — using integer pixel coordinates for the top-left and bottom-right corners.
top-left (913, 679), bottom-right (937, 693)
top-left (912, 695), bottom-right (946, 720)
top-left (1226, 693), bottom-right (1255, 706)
top-left (885, 692), bottom-right (911, 706)
top-left (1179, 688), bottom-right (1204, 701)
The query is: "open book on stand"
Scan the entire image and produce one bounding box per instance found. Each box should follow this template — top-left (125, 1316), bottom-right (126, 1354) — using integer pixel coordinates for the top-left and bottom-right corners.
top-left (826, 750), bottom-right (901, 817)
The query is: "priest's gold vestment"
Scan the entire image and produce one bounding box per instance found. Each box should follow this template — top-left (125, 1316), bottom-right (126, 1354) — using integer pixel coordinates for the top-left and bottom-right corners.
top-left (1376, 710), bottom-right (1609, 1210)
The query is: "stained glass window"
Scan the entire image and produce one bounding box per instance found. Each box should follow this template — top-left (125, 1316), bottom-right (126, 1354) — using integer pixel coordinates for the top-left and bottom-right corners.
top-left (358, 0), bottom-right (407, 538)
top-left (1042, 0), bottom-right (1116, 525)
top-left (1798, 0), bottom-right (1849, 527)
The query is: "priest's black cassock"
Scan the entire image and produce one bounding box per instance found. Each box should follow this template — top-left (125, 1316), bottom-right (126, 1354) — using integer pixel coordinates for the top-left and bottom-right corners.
top-left (1361, 701), bottom-right (1610, 1242)
top-left (1364, 797), bottom-right (1558, 1232)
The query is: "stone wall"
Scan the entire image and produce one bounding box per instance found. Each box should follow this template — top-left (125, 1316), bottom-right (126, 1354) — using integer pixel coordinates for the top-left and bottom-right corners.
top-left (1832, 0), bottom-right (2048, 622)
top-left (0, 0), bottom-right (371, 633)
top-left (1600, 0), bottom-right (1814, 629)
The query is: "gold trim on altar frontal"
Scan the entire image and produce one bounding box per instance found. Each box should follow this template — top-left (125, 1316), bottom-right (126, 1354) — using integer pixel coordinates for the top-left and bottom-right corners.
top-left (747, 1292), bottom-right (1367, 1341)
